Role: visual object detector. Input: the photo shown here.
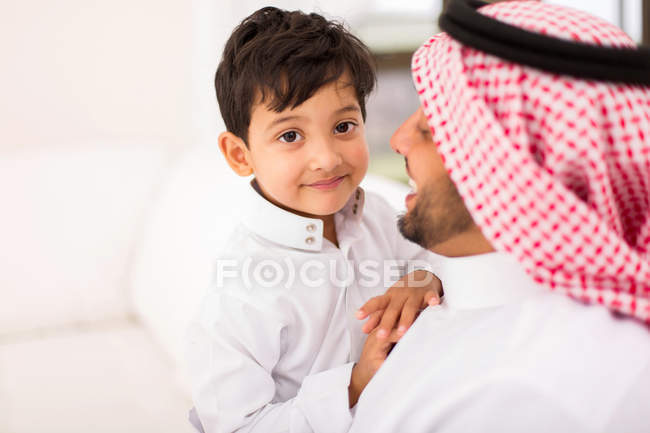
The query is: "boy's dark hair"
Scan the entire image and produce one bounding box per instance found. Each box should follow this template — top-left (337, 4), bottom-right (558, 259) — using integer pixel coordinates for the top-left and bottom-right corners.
top-left (215, 7), bottom-right (376, 144)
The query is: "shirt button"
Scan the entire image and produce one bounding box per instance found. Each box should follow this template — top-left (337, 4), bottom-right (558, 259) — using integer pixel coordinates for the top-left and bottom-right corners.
top-left (305, 236), bottom-right (315, 245)
top-left (353, 204), bottom-right (358, 214)
top-left (355, 190), bottom-right (361, 200)
top-left (306, 223), bottom-right (316, 233)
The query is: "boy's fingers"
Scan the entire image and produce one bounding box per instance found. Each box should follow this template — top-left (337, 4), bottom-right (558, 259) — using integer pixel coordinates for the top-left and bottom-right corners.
top-left (386, 329), bottom-right (402, 343)
top-left (376, 298), bottom-right (406, 339)
top-left (397, 296), bottom-right (421, 335)
top-left (361, 309), bottom-right (384, 333)
top-left (357, 295), bottom-right (389, 319)
top-left (368, 328), bottom-right (400, 348)
top-left (424, 290), bottom-right (441, 307)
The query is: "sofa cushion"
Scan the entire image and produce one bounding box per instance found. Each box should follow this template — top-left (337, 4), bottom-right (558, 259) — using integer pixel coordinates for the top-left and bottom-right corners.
top-left (0, 144), bottom-right (170, 334)
top-left (130, 144), bottom-right (246, 369)
top-left (0, 322), bottom-right (193, 433)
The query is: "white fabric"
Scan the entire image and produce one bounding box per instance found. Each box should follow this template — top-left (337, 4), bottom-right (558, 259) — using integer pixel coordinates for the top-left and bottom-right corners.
top-left (349, 252), bottom-right (650, 433)
top-left (186, 182), bottom-right (439, 433)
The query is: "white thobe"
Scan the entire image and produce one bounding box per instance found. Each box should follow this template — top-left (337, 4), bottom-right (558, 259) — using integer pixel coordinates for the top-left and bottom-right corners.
top-left (349, 252), bottom-right (650, 433)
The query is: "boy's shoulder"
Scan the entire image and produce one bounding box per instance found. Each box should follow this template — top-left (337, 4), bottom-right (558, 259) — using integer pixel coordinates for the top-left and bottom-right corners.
top-left (210, 221), bottom-right (326, 294)
top-left (217, 219), bottom-right (319, 259)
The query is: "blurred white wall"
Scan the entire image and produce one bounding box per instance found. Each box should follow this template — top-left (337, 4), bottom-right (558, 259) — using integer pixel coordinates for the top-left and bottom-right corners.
top-left (2, 0), bottom-right (640, 155)
top-left (546, 0), bottom-right (642, 42)
top-left (1, 0), bottom-right (193, 154)
top-left (0, 0), bottom-right (433, 156)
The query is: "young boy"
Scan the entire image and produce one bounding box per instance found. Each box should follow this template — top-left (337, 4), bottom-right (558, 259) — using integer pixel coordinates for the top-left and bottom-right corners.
top-left (186, 7), bottom-right (442, 433)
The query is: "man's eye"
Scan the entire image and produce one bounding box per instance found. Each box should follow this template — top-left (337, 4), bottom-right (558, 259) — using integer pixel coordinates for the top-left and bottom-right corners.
top-left (279, 131), bottom-right (302, 143)
top-left (334, 122), bottom-right (356, 134)
top-left (419, 127), bottom-right (432, 139)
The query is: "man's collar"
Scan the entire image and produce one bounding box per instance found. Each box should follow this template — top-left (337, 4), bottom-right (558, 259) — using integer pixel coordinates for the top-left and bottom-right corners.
top-left (436, 252), bottom-right (544, 310)
top-left (241, 180), bottom-right (365, 252)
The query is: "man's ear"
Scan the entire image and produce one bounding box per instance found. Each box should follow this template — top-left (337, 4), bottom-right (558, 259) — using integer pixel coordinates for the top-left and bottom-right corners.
top-left (218, 131), bottom-right (253, 176)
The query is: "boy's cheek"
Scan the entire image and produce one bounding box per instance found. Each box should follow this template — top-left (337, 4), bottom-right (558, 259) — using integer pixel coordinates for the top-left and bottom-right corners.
top-left (351, 147), bottom-right (370, 176)
top-left (345, 139), bottom-right (368, 161)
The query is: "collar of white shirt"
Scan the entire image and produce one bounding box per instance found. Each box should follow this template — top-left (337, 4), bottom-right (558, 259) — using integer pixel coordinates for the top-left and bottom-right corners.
top-left (241, 179), bottom-right (365, 252)
top-left (436, 252), bottom-right (545, 310)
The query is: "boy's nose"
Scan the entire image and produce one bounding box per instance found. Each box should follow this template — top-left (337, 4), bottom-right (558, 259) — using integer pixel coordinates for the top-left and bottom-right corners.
top-left (309, 139), bottom-right (343, 172)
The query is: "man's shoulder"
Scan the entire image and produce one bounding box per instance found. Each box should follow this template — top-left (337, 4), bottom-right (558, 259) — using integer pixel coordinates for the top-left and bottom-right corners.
top-left (495, 293), bottom-right (650, 425)
top-left (357, 294), bottom-right (650, 431)
top-left (395, 292), bottom-right (650, 399)
top-left (517, 291), bottom-right (650, 347)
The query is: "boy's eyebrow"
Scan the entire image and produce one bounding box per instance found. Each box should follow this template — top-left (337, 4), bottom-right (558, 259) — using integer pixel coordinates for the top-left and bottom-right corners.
top-left (335, 104), bottom-right (361, 115)
top-left (266, 115), bottom-right (305, 132)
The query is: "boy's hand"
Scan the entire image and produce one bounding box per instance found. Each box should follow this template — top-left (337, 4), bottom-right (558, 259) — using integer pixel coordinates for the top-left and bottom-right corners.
top-left (356, 270), bottom-right (443, 339)
top-left (348, 327), bottom-right (399, 407)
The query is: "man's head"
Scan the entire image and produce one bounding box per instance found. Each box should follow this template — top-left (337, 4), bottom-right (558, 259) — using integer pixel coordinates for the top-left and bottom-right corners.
top-left (216, 7), bottom-right (376, 217)
top-left (399, 0), bottom-right (650, 322)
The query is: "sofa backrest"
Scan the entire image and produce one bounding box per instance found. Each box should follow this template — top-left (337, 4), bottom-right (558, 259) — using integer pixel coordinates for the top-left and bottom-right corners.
top-left (0, 143), bottom-right (171, 335)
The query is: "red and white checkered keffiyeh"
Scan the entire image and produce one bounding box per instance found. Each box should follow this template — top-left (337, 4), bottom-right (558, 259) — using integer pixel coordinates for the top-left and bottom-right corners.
top-left (413, 1), bottom-right (650, 322)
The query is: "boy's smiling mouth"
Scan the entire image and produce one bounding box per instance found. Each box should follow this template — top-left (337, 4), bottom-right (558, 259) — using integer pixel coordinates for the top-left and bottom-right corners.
top-left (306, 175), bottom-right (347, 190)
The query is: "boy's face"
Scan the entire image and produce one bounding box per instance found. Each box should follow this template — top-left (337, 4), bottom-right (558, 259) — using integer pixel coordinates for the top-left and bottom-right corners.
top-left (244, 75), bottom-right (369, 217)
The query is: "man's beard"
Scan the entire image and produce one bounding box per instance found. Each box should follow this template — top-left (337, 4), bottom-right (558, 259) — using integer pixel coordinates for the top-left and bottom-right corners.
top-left (398, 175), bottom-right (475, 250)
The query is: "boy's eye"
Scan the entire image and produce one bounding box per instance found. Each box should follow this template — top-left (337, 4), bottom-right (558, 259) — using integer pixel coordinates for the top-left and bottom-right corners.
top-left (279, 131), bottom-right (303, 143)
top-left (334, 122), bottom-right (356, 134)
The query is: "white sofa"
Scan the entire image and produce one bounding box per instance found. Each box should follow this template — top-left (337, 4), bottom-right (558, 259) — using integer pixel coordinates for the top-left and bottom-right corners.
top-left (0, 142), bottom-right (408, 433)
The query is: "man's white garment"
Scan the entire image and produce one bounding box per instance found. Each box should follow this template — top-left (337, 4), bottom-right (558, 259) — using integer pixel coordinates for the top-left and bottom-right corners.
top-left (349, 252), bottom-right (650, 433)
top-left (186, 183), bottom-right (438, 433)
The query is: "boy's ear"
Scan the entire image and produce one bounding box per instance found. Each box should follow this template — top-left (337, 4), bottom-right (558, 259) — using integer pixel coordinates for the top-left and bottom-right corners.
top-left (218, 131), bottom-right (254, 176)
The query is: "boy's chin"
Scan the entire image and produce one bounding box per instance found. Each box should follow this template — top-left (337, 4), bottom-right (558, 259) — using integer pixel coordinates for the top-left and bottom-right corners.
top-left (301, 203), bottom-right (345, 217)
top-left (297, 196), bottom-right (351, 218)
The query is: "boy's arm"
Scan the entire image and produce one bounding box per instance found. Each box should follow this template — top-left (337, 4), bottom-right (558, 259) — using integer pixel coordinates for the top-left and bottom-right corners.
top-left (355, 194), bottom-right (443, 338)
top-left (186, 291), bottom-right (356, 433)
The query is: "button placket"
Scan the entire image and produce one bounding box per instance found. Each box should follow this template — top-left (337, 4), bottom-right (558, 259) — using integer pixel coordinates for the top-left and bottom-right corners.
top-left (352, 189), bottom-right (361, 215)
top-left (305, 223), bottom-right (318, 246)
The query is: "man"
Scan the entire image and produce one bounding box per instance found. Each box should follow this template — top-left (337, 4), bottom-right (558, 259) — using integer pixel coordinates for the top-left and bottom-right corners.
top-left (349, 1), bottom-right (650, 431)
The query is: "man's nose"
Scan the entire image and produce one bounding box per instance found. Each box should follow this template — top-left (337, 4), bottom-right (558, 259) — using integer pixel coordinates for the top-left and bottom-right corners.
top-left (390, 127), bottom-right (408, 156)
top-left (390, 109), bottom-right (420, 156)
top-left (390, 121), bottom-right (413, 156)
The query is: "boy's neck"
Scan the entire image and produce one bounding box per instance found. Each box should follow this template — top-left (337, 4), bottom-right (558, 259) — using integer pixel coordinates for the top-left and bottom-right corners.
top-left (321, 214), bottom-right (339, 248)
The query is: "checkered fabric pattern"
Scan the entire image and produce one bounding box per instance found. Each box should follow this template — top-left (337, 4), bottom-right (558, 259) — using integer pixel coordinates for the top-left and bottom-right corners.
top-left (413, 1), bottom-right (650, 322)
